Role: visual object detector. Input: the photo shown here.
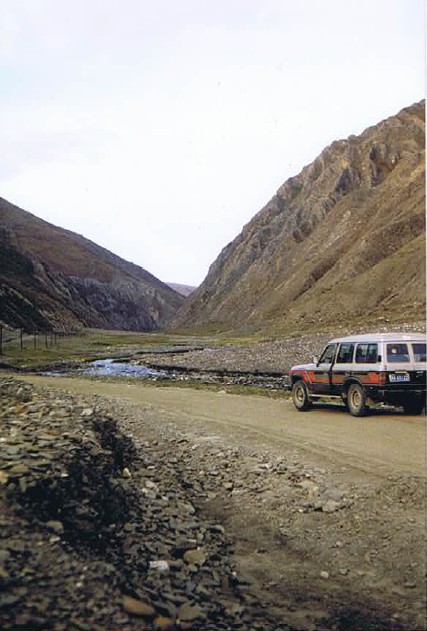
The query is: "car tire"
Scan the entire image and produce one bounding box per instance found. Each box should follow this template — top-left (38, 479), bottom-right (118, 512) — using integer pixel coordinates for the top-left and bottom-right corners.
top-left (402, 398), bottom-right (425, 415)
top-left (292, 380), bottom-right (311, 411)
top-left (347, 383), bottom-right (368, 417)
top-left (341, 394), bottom-right (349, 411)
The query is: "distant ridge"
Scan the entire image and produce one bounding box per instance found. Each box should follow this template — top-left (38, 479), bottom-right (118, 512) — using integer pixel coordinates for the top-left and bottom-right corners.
top-left (0, 197), bottom-right (183, 331)
top-left (174, 101), bottom-right (426, 331)
top-left (167, 283), bottom-right (196, 297)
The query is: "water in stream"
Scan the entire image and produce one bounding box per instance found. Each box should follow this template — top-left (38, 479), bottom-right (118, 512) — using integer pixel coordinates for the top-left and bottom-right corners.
top-left (81, 358), bottom-right (162, 378)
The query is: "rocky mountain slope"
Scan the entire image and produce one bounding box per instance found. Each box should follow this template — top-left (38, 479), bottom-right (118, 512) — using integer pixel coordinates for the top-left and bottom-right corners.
top-left (0, 197), bottom-right (183, 331)
top-left (174, 101), bottom-right (425, 332)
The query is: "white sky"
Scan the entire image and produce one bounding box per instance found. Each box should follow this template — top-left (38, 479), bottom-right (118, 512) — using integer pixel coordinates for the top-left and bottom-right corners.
top-left (0, 0), bottom-right (425, 286)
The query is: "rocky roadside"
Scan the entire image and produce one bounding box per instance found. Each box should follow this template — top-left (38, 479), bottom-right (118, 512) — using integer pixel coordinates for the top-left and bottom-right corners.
top-left (0, 376), bottom-right (282, 630)
top-left (103, 395), bottom-right (426, 631)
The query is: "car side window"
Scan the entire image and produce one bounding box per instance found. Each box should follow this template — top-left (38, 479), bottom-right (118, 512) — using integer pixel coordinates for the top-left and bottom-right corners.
top-left (412, 343), bottom-right (426, 362)
top-left (336, 343), bottom-right (354, 363)
top-left (318, 344), bottom-right (337, 364)
top-left (366, 344), bottom-right (378, 362)
top-left (356, 343), bottom-right (378, 363)
top-left (387, 343), bottom-right (410, 362)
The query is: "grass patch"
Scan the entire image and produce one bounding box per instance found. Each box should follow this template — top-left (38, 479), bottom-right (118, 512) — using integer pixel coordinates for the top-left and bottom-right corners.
top-left (0, 329), bottom-right (211, 369)
top-left (0, 326), bottom-right (265, 370)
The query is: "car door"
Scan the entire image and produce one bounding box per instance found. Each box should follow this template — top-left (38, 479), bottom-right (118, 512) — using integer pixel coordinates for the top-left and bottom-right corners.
top-left (312, 343), bottom-right (337, 393)
top-left (332, 342), bottom-right (355, 394)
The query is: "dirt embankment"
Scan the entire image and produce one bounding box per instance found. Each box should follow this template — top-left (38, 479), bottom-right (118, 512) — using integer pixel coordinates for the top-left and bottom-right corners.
top-left (8, 374), bottom-right (427, 631)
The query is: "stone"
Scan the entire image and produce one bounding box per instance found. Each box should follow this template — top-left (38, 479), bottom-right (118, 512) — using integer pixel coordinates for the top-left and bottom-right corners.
top-left (0, 550), bottom-right (11, 563)
top-left (183, 547), bottom-right (207, 566)
top-left (154, 616), bottom-right (175, 630)
top-left (325, 488), bottom-right (345, 501)
top-left (0, 594), bottom-right (21, 607)
top-left (81, 408), bottom-right (94, 417)
top-left (209, 524), bottom-right (225, 534)
top-left (122, 596), bottom-right (156, 617)
top-left (177, 602), bottom-right (203, 622)
top-left (46, 521), bottom-right (64, 534)
top-left (149, 560), bottom-right (170, 572)
top-left (322, 500), bottom-right (341, 513)
top-left (179, 501), bottom-right (195, 515)
top-left (0, 565), bottom-right (10, 579)
top-left (16, 386), bottom-right (32, 403)
top-left (404, 581), bottom-right (417, 589)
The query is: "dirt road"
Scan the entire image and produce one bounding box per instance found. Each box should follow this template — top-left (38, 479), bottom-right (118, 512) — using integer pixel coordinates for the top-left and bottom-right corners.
top-left (20, 376), bottom-right (427, 630)
top-left (22, 376), bottom-right (425, 475)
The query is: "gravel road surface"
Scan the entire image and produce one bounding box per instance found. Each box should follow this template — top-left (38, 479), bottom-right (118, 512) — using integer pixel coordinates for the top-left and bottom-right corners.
top-left (18, 375), bottom-right (426, 631)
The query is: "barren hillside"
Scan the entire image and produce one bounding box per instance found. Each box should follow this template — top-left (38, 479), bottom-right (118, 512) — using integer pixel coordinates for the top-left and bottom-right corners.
top-left (0, 198), bottom-right (183, 331)
top-left (174, 101), bottom-right (425, 332)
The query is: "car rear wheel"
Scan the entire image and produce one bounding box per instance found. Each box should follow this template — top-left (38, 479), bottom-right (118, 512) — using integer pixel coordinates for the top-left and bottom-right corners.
top-left (347, 383), bottom-right (368, 417)
top-left (292, 380), bottom-right (311, 411)
top-left (402, 398), bottom-right (425, 415)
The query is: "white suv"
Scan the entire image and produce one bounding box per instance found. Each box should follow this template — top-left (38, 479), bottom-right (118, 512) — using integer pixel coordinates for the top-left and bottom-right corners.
top-left (289, 333), bottom-right (426, 416)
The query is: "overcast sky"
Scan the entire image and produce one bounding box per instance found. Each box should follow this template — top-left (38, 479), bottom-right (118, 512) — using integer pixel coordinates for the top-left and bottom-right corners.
top-left (0, 0), bottom-right (425, 286)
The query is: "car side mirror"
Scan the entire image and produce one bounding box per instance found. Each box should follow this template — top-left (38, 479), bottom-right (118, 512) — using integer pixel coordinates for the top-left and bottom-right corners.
top-left (377, 355), bottom-right (382, 362)
top-left (312, 355), bottom-right (318, 365)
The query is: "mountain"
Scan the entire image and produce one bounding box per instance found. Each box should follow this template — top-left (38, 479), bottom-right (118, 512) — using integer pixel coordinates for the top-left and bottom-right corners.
top-left (167, 283), bottom-right (196, 297)
top-left (0, 197), bottom-right (183, 332)
top-left (174, 101), bottom-right (425, 332)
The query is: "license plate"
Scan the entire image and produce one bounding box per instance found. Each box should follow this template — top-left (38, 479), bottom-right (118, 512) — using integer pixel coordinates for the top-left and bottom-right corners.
top-left (389, 373), bottom-right (410, 383)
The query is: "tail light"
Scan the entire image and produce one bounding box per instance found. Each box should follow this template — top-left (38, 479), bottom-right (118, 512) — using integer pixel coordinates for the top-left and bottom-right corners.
top-left (379, 372), bottom-right (387, 386)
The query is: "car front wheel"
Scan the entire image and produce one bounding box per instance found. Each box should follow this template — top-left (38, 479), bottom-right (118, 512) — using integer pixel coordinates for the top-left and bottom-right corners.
top-left (292, 380), bottom-right (311, 411)
top-left (347, 383), bottom-right (368, 417)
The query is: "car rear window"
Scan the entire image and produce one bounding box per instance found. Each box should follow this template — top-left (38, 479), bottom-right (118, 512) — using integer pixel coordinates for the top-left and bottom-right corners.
top-left (337, 343), bottom-right (354, 363)
top-left (387, 343), bottom-right (410, 362)
top-left (355, 343), bottom-right (378, 363)
top-left (412, 343), bottom-right (426, 362)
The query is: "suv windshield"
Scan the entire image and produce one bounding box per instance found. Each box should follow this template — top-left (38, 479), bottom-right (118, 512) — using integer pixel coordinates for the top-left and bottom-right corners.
top-left (318, 344), bottom-right (337, 364)
top-left (387, 343), bottom-right (410, 362)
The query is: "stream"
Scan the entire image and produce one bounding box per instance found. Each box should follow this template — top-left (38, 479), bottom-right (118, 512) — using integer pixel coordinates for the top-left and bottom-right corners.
top-left (80, 358), bottom-right (163, 378)
top-left (41, 357), bottom-right (289, 390)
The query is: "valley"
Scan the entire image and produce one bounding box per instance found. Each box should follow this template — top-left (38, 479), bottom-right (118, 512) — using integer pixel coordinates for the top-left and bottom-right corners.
top-left (1, 99), bottom-right (426, 630)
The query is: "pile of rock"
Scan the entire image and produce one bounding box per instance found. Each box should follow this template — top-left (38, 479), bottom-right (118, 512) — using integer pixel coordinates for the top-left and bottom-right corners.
top-left (0, 377), bottom-right (274, 630)
top-left (138, 333), bottom-right (331, 374)
top-left (150, 366), bottom-right (290, 391)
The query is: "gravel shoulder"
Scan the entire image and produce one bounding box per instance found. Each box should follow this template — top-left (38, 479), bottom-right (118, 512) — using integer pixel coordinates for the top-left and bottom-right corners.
top-left (17, 375), bottom-right (427, 631)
